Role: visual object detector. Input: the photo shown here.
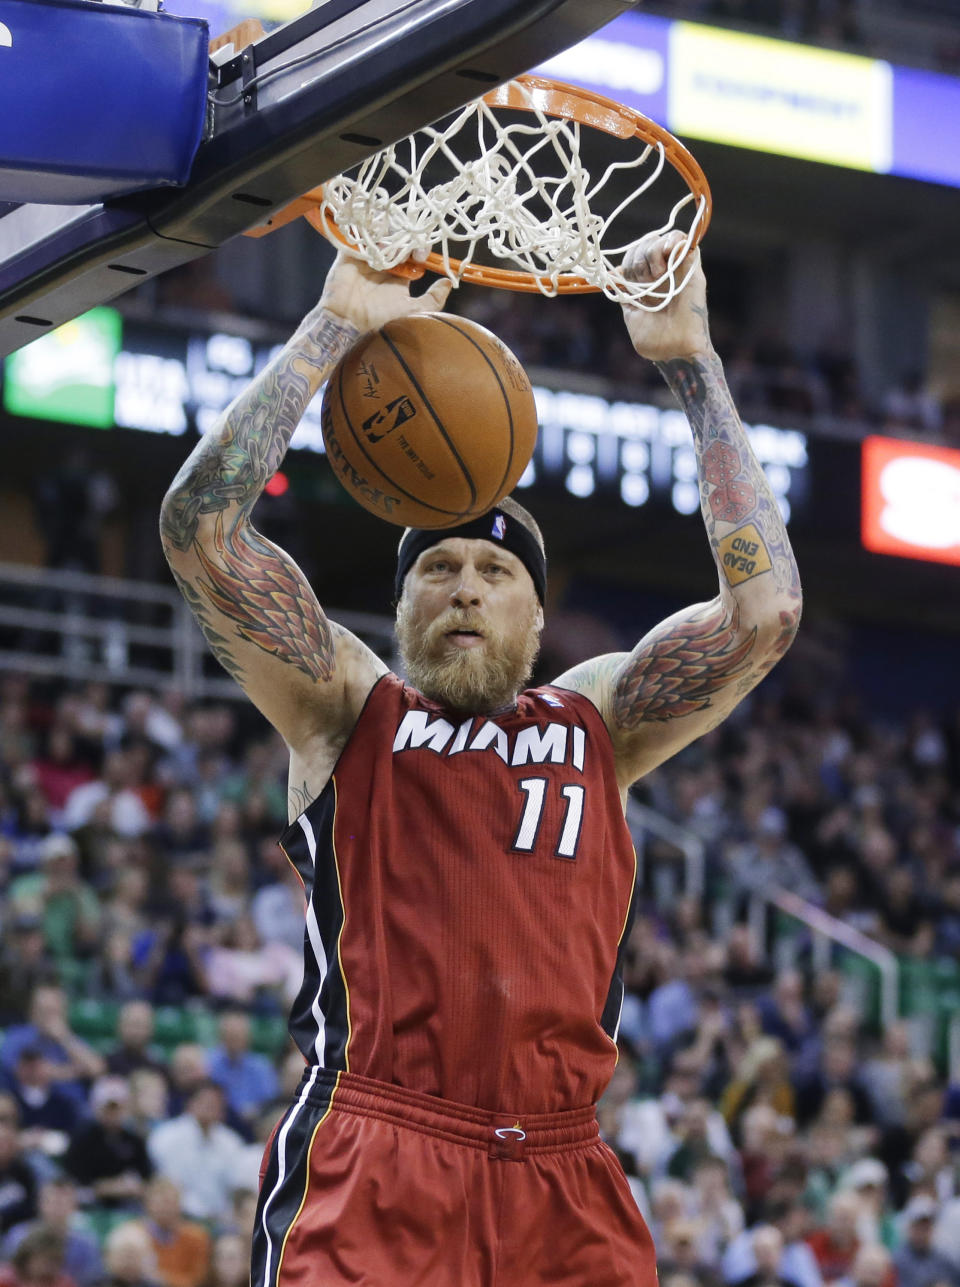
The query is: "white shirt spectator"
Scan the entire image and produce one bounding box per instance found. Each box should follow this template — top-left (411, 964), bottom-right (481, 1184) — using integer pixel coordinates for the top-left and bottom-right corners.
top-left (618, 1095), bottom-right (734, 1179)
top-left (62, 781), bottom-right (150, 838)
top-left (147, 1112), bottom-right (248, 1221)
top-left (933, 1196), bottom-right (960, 1270)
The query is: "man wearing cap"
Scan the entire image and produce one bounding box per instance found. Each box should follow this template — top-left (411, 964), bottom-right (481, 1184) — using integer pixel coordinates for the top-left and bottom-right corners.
top-left (7, 835), bottom-right (100, 967)
top-left (894, 1196), bottom-right (960, 1287)
top-left (160, 239), bottom-right (801, 1286)
top-left (63, 1076), bottom-right (152, 1209)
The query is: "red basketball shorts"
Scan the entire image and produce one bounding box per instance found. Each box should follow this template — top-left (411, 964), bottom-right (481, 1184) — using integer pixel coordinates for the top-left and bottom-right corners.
top-left (252, 1068), bottom-right (657, 1287)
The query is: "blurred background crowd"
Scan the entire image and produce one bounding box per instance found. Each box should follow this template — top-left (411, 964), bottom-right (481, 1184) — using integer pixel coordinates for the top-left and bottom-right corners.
top-left (0, 627), bottom-right (958, 1287)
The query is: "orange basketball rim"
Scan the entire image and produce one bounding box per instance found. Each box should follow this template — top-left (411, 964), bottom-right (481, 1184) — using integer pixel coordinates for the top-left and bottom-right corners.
top-left (246, 75), bottom-right (713, 300)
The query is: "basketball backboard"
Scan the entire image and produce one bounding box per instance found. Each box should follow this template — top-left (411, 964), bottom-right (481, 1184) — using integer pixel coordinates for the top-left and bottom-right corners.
top-left (0, 0), bottom-right (638, 358)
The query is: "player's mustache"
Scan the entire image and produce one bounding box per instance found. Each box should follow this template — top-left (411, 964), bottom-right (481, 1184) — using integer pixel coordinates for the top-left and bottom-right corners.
top-left (429, 610), bottom-right (488, 639)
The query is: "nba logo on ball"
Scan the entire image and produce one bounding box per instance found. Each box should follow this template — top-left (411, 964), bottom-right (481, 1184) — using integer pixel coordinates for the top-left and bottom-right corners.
top-left (491, 515), bottom-right (506, 540)
top-left (320, 314), bottom-right (538, 528)
top-left (361, 395), bottom-right (417, 444)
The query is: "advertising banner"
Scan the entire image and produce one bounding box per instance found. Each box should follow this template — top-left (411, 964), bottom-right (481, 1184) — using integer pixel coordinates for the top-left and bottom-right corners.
top-left (668, 22), bottom-right (892, 173)
top-left (862, 435), bottom-right (960, 567)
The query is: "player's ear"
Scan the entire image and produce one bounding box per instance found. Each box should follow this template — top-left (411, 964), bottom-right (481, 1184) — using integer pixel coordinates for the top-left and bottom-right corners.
top-left (535, 603), bottom-right (544, 632)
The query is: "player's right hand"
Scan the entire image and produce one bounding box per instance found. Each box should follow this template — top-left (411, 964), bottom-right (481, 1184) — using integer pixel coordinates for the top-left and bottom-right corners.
top-left (319, 251), bottom-right (452, 333)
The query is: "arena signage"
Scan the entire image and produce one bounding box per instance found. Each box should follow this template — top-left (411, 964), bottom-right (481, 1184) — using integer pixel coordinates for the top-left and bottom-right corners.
top-left (536, 12), bottom-right (960, 190)
top-left (0, 312), bottom-right (809, 519)
top-left (862, 435), bottom-right (960, 567)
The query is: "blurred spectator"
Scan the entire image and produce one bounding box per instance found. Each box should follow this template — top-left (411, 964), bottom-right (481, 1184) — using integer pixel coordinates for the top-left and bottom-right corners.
top-left (132, 917), bottom-right (208, 1009)
top-left (0, 1226), bottom-right (74, 1287)
top-left (125, 1073), bottom-right (169, 1143)
top-left (163, 1050), bottom-right (206, 1121)
top-left (860, 1024), bottom-right (914, 1128)
top-left (146, 1083), bottom-right (248, 1223)
top-left (202, 916), bottom-right (301, 1008)
top-left (204, 1235), bottom-right (247, 1287)
top-left (658, 1217), bottom-right (722, 1287)
top-left (6, 1050), bottom-right (80, 1152)
top-left (0, 919), bottom-right (57, 1027)
top-left (0, 1179), bottom-right (101, 1287)
top-left (836, 1158), bottom-right (892, 1247)
top-left (206, 1011), bottom-right (278, 1126)
top-left (0, 986), bottom-right (104, 1094)
top-left (152, 794), bottom-right (208, 868)
top-left (62, 754), bottom-right (150, 840)
top-left (620, 1053), bottom-right (735, 1179)
top-left (878, 1078), bottom-right (945, 1209)
top-left (724, 811), bottom-right (820, 905)
top-left (723, 1203), bottom-right (823, 1287)
top-left (105, 1006), bottom-right (166, 1082)
top-left (140, 1178), bottom-right (210, 1287)
top-left (7, 836), bottom-right (100, 967)
top-left (691, 1157), bottom-right (745, 1263)
top-left (0, 1102), bottom-right (37, 1233)
top-left (892, 1196), bottom-right (960, 1287)
top-left (250, 858), bottom-right (305, 955)
top-left (30, 734), bottom-right (94, 818)
top-left (97, 1223), bottom-right (160, 1287)
top-left (62, 1078), bottom-right (152, 1209)
top-left (735, 1225), bottom-right (799, 1287)
top-left (835, 1244), bottom-right (894, 1287)
top-left (720, 1038), bottom-right (796, 1134)
top-left (757, 973), bottom-right (815, 1060)
top-left (793, 1038), bottom-right (873, 1128)
top-left (805, 1191), bottom-right (861, 1282)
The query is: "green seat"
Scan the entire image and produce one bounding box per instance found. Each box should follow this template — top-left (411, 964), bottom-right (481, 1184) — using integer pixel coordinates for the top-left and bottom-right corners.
top-left (69, 998), bottom-right (119, 1041)
top-left (152, 1006), bottom-right (194, 1049)
top-left (840, 953), bottom-right (881, 1030)
top-left (900, 958), bottom-right (939, 1018)
top-left (251, 1014), bottom-right (289, 1056)
top-left (84, 1206), bottom-right (132, 1246)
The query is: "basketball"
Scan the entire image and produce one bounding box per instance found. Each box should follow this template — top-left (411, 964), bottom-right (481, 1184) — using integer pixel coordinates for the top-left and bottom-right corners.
top-left (320, 313), bottom-right (539, 528)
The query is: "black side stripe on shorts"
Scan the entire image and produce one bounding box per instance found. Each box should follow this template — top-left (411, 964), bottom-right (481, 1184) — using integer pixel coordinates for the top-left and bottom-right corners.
top-left (252, 1066), bottom-right (337, 1287)
top-left (280, 779), bottom-right (351, 1069)
top-left (600, 862), bottom-right (640, 1042)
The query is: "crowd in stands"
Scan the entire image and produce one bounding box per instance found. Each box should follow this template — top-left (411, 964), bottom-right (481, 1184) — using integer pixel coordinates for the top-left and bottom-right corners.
top-left (0, 618), bottom-right (959, 1285)
top-left (651, 0), bottom-right (960, 76)
top-left (455, 290), bottom-right (959, 445)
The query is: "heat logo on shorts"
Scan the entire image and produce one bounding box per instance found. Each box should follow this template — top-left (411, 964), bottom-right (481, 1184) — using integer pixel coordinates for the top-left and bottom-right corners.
top-left (362, 395), bottom-right (417, 444)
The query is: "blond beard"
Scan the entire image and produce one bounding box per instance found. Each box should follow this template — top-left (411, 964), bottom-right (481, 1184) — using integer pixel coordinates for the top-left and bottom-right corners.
top-left (396, 597), bottom-right (541, 715)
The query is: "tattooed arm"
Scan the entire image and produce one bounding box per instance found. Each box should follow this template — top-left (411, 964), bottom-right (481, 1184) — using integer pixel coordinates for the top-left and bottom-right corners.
top-left (160, 254), bottom-right (451, 816)
top-left (554, 231), bottom-right (801, 790)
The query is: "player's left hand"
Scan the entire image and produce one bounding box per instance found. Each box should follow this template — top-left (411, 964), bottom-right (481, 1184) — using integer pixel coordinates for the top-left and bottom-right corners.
top-left (620, 230), bottom-right (712, 362)
top-left (319, 250), bottom-right (453, 334)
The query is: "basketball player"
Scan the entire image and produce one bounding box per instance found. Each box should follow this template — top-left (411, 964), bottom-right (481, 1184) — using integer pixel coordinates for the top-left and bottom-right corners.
top-left (160, 231), bottom-right (801, 1286)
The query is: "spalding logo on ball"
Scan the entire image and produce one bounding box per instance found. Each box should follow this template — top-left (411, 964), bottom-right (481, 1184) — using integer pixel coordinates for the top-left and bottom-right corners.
top-left (320, 313), bottom-right (539, 528)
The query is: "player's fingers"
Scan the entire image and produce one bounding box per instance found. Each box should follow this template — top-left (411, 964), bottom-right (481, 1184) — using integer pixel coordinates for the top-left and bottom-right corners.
top-left (421, 277), bottom-right (454, 311)
top-left (623, 229), bottom-right (688, 282)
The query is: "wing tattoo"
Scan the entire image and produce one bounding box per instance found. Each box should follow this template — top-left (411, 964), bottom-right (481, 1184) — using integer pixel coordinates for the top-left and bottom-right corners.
top-left (613, 601), bottom-right (756, 728)
top-left (194, 515), bottom-right (335, 683)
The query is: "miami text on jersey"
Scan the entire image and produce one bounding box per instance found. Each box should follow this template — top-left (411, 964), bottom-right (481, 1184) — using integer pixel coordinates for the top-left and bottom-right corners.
top-left (392, 710), bottom-right (587, 771)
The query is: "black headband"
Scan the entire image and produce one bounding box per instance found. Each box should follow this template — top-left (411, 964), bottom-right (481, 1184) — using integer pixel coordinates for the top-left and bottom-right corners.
top-left (395, 509), bottom-right (547, 605)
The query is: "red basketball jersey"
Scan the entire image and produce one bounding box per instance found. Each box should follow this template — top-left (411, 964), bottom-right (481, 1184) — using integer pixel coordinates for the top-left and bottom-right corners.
top-left (279, 674), bottom-right (638, 1114)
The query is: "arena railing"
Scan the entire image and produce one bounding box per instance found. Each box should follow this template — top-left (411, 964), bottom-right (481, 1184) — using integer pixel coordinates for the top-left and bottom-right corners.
top-left (627, 797), bottom-right (899, 1031)
top-left (746, 887), bottom-right (899, 1031)
top-left (627, 798), bottom-right (706, 903)
top-left (0, 560), bottom-right (398, 698)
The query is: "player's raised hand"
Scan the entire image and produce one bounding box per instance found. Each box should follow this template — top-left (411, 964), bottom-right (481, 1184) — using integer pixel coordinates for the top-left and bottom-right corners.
top-left (319, 251), bottom-right (453, 334)
top-left (620, 230), bottom-right (711, 362)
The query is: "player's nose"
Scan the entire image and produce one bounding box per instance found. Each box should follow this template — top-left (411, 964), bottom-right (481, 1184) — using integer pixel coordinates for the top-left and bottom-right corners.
top-left (450, 567), bottom-right (483, 606)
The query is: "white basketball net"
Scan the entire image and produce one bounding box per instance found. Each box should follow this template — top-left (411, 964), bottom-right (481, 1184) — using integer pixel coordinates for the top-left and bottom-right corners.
top-left (319, 80), bottom-right (708, 311)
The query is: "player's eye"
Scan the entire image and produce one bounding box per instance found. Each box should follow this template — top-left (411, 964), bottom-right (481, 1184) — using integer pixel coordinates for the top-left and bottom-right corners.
top-left (486, 563), bottom-right (509, 576)
top-left (426, 560), bottom-right (450, 573)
